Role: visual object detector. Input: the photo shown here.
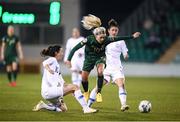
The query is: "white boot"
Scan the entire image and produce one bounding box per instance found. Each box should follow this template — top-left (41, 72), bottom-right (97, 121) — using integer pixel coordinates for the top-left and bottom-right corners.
top-left (32, 101), bottom-right (45, 111)
top-left (121, 104), bottom-right (129, 112)
top-left (83, 107), bottom-right (98, 114)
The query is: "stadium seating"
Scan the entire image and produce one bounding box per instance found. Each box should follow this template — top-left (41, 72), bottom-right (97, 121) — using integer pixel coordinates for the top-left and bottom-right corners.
top-left (122, 0), bottom-right (180, 63)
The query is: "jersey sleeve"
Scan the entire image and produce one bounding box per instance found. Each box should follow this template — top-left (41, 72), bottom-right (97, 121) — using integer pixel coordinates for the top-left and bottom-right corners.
top-left (107, 35), bottom-right (133, 44)
top-left (120, 41), bottom-right (128, 57)
top-left (64, 39), bottom-right (71, 62)
top-left (42, 57), bottom-right (56, 67)
top-left (67, 38), bottom-right (87, 61)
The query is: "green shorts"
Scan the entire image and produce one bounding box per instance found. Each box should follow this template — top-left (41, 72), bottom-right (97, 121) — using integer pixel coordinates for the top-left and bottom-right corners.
top-left (5, 56), bottom-right (18, 65)
top-left (82, 57), bottom-right (106, 72)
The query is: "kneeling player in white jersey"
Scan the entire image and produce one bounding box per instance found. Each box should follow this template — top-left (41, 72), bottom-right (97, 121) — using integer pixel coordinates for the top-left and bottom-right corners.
top-left (88, 19), bottom-right (130, 111)
top-left (33, 45), bottom-right (97, 114)
top-left (64, 28), bottom-right (85, 87)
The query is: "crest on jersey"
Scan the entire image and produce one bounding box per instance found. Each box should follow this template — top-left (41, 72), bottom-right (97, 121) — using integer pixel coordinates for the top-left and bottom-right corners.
top-left (81, 38), bottom-right (87, 45)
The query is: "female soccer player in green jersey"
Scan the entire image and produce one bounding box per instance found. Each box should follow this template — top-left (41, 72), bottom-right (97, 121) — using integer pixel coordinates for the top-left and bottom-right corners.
top-left (66, 14), bottom-right (141, 102)
top-left (1, 25), bottom-right (23, 87)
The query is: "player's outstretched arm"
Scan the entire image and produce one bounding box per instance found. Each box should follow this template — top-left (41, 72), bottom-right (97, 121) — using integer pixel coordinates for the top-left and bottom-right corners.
top-left (108, 32), bottom-right (141, 42)
top-left (0, 42), bottom-right (5, 61)
top-left (67, 41), bottom-right (85, 61)
top-left (17, 42), bottom-right (24, 60)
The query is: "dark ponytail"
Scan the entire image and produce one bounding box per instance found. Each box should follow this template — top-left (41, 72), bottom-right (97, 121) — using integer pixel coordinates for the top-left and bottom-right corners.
top-left (40, 45), bottom-right (62, 57)
top-left (108, 19), bottom-right (119, 29)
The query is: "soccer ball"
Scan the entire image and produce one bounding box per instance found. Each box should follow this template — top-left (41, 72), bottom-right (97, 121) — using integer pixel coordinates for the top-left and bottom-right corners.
top-left (138, 100), bottom-right (152, 113)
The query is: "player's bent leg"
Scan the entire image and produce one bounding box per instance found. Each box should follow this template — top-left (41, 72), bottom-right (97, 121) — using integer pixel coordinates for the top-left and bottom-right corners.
top-left (48, 97), bottom-right (67, 112)
top-left (81, 71), bottom-right (90, 101)
top-left (72, 71), bottom-right (81, 87)
top-left (96, 63), bottom-right (105, 102)
top-left (88, 87), bottom-right (97, 107)
top-left (33, 100), bottom-right (62, 112)
top-left (6, 65), bottom-right (13, 86)
top-left (11, 62), bottom-right (18, 86)
top-left (88, 80), bottom-right (107, 106)
top-left (96, 75), bottom-right (103, 103)
top-left (74, 89), bottom-right (98, 114)
top-left (63, 84), bottom-right (78, 96)
top-left (63, 84), bottom-right (98, 113)
top-left (81, 71), bottom-right (89, 92)
top-left (33, 100), bottom-right (45, 111)
top-left (115, 78), bottom-right (129, 111)
top-left (58, 97), bottom-right (68, 112)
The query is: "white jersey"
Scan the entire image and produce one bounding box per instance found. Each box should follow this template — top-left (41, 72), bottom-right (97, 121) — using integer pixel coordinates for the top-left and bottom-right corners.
top-left (64, 37), bottom-right (85, 62)
top-left (104, 40), bottom-right (128, 82)
top-left (41, 57), bottom-right (65, 99)
top-left (105, 40), bottom-right (128, 69)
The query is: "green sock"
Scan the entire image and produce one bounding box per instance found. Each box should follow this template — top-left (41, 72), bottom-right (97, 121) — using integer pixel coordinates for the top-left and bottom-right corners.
top-left (12, 71), bottom-right (17, 81)
top-left (7, 72), bottom-right (12, 83)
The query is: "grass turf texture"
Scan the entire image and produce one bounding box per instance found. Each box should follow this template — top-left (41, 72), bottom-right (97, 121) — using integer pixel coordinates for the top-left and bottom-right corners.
top-left (0, 74), bottom-right (180, 121)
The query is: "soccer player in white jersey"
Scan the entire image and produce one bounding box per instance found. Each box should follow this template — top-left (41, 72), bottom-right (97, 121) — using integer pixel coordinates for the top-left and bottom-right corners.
top-left (33, 45), bottom-right (97, 114)
top-left (87, 19), bottom-right (130, 111)
top-left (64, 28), bottom-right (85, 87)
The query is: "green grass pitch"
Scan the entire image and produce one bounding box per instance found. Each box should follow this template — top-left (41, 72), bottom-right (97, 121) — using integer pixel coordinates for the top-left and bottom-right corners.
top-left (0, 74), bottom-right (180, 121)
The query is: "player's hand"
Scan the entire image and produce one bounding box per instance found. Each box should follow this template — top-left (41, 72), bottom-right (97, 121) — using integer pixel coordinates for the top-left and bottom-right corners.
top-left (132, 32), bottom-right (141, 39)
top-left (124, 54), bottom-right (129, 61)
top-left (65, 61), bottom-right (71, 68)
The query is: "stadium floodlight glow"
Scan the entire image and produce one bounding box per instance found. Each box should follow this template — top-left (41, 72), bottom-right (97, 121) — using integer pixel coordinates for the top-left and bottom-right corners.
top-left (50, 2), bottom-right (60, 14)
top-left (0, 5), bottom-right (2, 17)
top-left (2, 12), bottom-right (35, 24)
top-left (49, 14), bottom-right (60, 25)
top-left (49, 1), bottom-right (61, 25)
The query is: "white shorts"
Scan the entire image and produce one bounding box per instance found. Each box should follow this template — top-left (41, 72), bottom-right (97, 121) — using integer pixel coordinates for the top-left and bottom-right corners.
top-left (41, 86), bottom-right (63, 100)
top-left (103, 67), bottom-right (125, 83)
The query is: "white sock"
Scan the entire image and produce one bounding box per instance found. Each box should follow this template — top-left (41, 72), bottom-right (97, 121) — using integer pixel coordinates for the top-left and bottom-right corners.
top-left (72, 72), bottom-right (81, 87)
top-left (87, 88), bottom-right (97, 107)
top-left (119, 86), bottom-right (127, 106)
top-left (74, 89), bottom-right (88, 109)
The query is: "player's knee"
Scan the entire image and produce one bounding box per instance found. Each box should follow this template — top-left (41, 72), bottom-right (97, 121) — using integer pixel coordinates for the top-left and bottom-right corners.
top-left (97, 68), bottom-right (104, 76)
top-left (82, 75), bottom-right (88, 81)
top-left (12, 63), bottom-right (18, 69)
top-left (97, 71), bottom-right (103, 76)
top-left (81, 71), bottom-right (89, 81)
top-left (115, 78), bottom-right (124, 87)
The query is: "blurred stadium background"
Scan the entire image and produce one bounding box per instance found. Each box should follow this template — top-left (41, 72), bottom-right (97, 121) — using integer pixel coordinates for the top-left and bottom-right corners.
top-left (0, 0), bottom-right (180, 76)
top-left (0, 0), bottom-right (180, 121)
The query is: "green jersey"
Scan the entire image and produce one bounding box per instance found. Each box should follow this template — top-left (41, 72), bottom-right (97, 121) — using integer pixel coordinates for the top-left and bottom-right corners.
top-left (67, 35), bottom-right (133, 72)
top-left (68, 35), bottom-right (133, 61)
top-left (2, 35), bottom-right (20, 65)
top-left (2, 35), bottom-right (19, 58)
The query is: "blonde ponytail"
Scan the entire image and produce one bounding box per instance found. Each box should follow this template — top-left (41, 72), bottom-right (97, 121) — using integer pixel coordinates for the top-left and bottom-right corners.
top-left (81, 14), bottom-right (102, 30)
